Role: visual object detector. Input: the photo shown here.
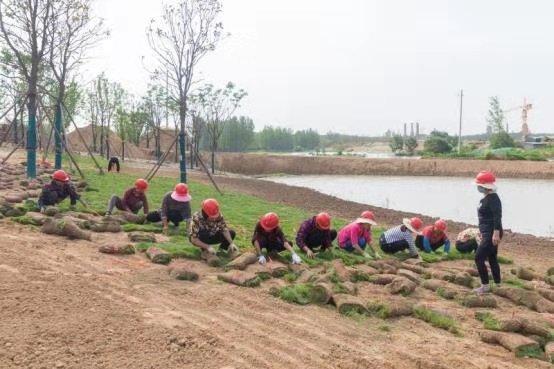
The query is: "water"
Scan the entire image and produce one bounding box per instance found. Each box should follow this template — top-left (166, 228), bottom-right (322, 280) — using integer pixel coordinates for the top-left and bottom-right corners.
top-left (266, 175), bottom-right (554, 238)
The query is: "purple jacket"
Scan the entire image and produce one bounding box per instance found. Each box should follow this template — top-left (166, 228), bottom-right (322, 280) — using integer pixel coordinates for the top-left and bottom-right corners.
top-left (296, 217), bottom-right (333, 249)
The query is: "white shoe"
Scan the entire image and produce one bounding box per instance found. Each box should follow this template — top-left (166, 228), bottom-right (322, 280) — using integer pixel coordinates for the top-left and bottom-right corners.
top-left (473, 285), bottom-right (491, 295)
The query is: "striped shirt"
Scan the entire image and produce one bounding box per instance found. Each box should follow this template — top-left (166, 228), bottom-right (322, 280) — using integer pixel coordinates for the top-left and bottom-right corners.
top-left (383, 225), bottom-right (417, 256)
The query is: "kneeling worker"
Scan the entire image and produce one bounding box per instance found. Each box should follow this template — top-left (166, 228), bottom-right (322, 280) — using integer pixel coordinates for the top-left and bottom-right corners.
top-left (147, 183), bottom-right (192, 235)
top-left (455, 228), bottom-right (481, 254)
top-left (106, 179), bottom-right (149, 216)
top-left (190, 199), bottom-right (238, 258)
top-left (296, 212), bottom-right (337, 258)
top-left (337, 214), bottom-right (378, 258)
top-left (38, 170), bottom-right (80, 212)
top-left (253, 212), bottom-right (301, 265)
top-left (415, 219), bottom-right (451, 253)
top-left (379, 217), bottom-right (423, 258)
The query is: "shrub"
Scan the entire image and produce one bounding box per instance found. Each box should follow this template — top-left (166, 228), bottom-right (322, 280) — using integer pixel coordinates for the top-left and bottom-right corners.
top-left (489, 131), bottom-right (515, 149)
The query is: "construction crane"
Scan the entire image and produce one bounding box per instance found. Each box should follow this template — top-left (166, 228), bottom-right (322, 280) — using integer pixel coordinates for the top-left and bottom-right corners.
top-left (503, 98), bottom-right (533, 139)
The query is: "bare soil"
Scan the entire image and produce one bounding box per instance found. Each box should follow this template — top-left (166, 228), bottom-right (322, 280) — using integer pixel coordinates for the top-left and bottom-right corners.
top-left (213, 153), bottom-right (554, 179)
top-left (1, 150), bottom-right (554, 369)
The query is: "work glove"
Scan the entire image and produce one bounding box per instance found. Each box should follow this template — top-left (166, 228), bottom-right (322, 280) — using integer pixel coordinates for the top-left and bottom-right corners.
top-left (363, 252), bottom-right (371, 259)
top-left (258, 255), bottom-right (267, 265)
top-left (291, 252), bottom-right (302, 265)
top-left (207, 246), bottom-right (216, 255)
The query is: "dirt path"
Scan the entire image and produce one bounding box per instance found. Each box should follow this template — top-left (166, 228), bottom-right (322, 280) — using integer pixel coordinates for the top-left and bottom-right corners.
top-left (1, 222), bottom-right (552, 369)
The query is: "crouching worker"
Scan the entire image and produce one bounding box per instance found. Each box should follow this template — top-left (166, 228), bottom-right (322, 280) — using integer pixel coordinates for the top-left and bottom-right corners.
top-left (146, 183), bottom-right (191, 235)
top-left (296, 212), bottom-right (337, 258)
top-left (379, 217), bottom-right (423, 258)
top-left (190, 199), bottom-right (238, 258)
top-left (337, 214), bottom-right (378, 258)
top-left (38, 170), bottom-right (79, 212)
top-left (455, 228), bottom-right (481, 254)
top-left (253, 212), bottom-right (302, 265)
top-left (106, 178), bottom-right (149, 216)
top-left (415, 219), bottom-right (451, 254)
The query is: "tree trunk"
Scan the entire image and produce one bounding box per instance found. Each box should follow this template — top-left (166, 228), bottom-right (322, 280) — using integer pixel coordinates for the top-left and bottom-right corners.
top-left (106, 121), bottom-right (111, 159)
top-left (26, 90), bottom-right (38, 178)
top-left (54, 101), bottom-right (63, 169)
top-left (122, 140), bottom-right (125, 161)
top-left (99, 121), bottom-right (104, 156)
top-left (178, 99), bottom-right (187, 183)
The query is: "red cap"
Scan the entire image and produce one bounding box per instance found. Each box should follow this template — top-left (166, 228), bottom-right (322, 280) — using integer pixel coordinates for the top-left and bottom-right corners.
top-left (202, 198), bottom-right (220, 218)
top-left (52, 170), bottom-right (70, 182)
top-left (475, 171), bottom-right (496, 188)
top-left (434, 219), bottom-right (447, 232)
top-left (174, 183), bottom-right (189, 196)
top-left (260, 212), bottom-right (279, 232)
top-left (361, 211), bottom-right (376, 222)
top-left (315, 212), bottom-right (331, 230)
top-left (135, 178), bottom-right (148, 191)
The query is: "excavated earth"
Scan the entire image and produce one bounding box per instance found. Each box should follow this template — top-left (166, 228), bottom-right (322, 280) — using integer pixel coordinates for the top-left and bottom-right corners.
top-left (1, 151), bottom-right (553, 369)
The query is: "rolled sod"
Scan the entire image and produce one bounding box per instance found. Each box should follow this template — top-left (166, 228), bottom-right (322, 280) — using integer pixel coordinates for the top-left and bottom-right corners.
top-left (387, 277), bottom-right (417, 296)
top-left (545, 342), bottom-right (554, 363)
top-left (169, 263), bottom-right (199, 281)
top-left (332, 294), bottom-right (367, 316)
top-left (452, 273), bottom-right (475, 288)
top-left (218, 271), bottom-right (260, 287)
top-left (494, 287), bottom-right (554, 313)
top-left (397, 269), bottom-right (422, 284)
top-left (460, 294), bottom-right (497, 308)
top-left (537, 288), bottom-right (554, 303)
top-left (90, 221), bottom-right (122, 233)
top-left (146, 246), bottom-right (172, 265)
top-left (128, 232), bottom-right (157, 243)
top-left (351, 264), bottom-right (379, 281)
top-left (367, 299), bottom-right (413, 319)
top-left (480, 331), bottom-right (543, 358)
top-left (369, 274), bottom-right (397, 285)
top-left (400, 263), bottom-right (426, 275)
top-left (330, 260), bottom-right (354, 282)
top-left (310, 283), bottom-right (333, 305)
top-left (368, 260), bottom-right (399, 274)
top-left (98, 244), bottom-right (135, 255)
top-left (516, 267), bottom-right (541, 281)
top-left (296, 270), bottom-right (316, 284)
top-left (422, 279), bottom-right (448, 292)
top-left (267, 261), bottom-right (288, 278)
top-left (225, 251), bottom-right (258, 271)
top-left (41, 218), bottom-right (92, 241)
top-left (118, 212), bottom-right (145, 224)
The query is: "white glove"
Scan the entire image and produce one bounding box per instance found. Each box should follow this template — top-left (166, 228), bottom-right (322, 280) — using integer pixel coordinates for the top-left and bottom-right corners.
top-left (258, 255), bottom-right (267, 265)
top-left (207, 246), bottom-right (216, 255)
top-left (363, 252), bottom-right (371, 259)
top-left (229, 243), bottom-right (239, 253)
top-left (291, 253), bottom-right (302, 264)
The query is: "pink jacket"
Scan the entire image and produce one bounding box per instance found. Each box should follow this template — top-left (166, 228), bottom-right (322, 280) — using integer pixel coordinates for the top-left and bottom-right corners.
top-left (338, 222), bottom-right (371, 247)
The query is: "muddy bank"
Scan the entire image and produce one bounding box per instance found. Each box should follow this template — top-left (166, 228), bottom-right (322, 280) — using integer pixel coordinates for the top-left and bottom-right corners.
top-left (213, 153), bottom-right (554, 179)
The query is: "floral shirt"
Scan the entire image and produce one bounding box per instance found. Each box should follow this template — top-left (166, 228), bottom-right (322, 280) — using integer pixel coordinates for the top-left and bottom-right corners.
top-left (190, 211), bottom-right (228, 239)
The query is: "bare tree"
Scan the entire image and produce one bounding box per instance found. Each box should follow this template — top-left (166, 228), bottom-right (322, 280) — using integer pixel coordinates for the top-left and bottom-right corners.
top-left (194, 82), bottom-right (246, 173)
top-left (143, 84), bottom-right (167, 159)
top-left (147, 0), bottom-right (224, 183)
top-left (0, 0), bottom-right (54, 177)
top-left (48, 0), bottom-right (107, 168)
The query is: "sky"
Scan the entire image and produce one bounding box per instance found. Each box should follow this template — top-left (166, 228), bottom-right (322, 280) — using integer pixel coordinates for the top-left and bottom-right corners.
top-left (85, 0), bottom-right (554, 136)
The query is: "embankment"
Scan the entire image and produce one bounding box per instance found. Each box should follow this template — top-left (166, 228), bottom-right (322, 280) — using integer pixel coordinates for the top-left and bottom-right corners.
top-left (214, 153), bottom-right (554, 179)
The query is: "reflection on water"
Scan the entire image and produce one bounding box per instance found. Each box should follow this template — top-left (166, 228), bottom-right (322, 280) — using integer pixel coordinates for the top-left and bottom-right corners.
top-left (266, 175), bottom-right (554, 238)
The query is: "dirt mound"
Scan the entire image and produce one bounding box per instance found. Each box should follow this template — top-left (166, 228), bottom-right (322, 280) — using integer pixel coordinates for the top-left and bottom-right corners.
top-left (66, 125), bottom-right (150, 160)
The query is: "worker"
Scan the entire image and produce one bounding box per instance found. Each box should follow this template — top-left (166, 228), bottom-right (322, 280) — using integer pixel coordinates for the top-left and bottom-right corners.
top-left (38, 170), bottom-right (79, 212)
top-left (415, 219), bottom-right (451, 253)
top-left (253, 212), bottom-right (301, 265)
top-left (337, 215), bottom-right (378, 258)
top-left (455, 228), bottom-right (481, 254)
top-left (108, 156), bottom-right (120, 173)
top-left (105, 178), bottom-right (149, 216)
top-left (473, 171), bottom-right (503, 295)
top-left (190, 198), bottom-right (238, 258)
top-left (296, 212), bottom-right (337, 258)
top-left (379, 217), bottom-right (423, 258)
top-left (146, 183), bottom-right (191, 235)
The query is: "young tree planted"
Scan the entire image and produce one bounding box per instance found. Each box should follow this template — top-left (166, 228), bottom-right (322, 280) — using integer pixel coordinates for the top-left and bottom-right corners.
top-left (147, 0), bottom-right (225, 183)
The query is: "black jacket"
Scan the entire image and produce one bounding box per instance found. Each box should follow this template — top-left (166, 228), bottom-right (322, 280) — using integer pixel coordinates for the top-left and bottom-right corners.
top-left (478, 193), bottom-right (502, 234)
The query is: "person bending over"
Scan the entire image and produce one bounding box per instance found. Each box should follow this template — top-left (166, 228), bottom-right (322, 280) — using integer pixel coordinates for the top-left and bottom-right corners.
top-left (379, 217), bottom-right (423, 258)
top-left (147, 183), bottom-right (191, 235)
top-left (253, 212), bottom-right (301, 265)
top-left (296, 212), bottom-right (337, 258)
top-left (455, 228), bottom-right (481, 254)
top-left (106, 178), bottom-right (149, 216)
top-left (38, 170), bottom-right (79, 212)
top-left (337, 213), bottom-right (378, 258)
top-left (415, 219), bottom-right (451, 253)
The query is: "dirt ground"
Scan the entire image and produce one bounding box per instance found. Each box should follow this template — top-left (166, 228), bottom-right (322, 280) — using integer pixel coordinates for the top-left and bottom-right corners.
top-left (213, 153), bottom-right (554, 179)
top-left (1, 151), bottom-right (554, 369)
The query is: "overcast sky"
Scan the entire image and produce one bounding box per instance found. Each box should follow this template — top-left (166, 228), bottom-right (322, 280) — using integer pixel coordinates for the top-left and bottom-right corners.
top-left (86, 0), bottom-right (554, 136)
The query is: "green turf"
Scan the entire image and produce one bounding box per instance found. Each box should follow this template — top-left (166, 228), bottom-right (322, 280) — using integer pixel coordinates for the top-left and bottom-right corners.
top-left (413, 306), bottom-right (461, 336)
top-left (474, 311), bottom-right (501, 331)
top-left (277, 284), bottom-right (314, 305)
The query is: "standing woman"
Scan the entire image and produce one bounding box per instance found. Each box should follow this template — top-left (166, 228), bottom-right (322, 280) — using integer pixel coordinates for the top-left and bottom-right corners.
top-left (473, 171), bottom-right (503, 294)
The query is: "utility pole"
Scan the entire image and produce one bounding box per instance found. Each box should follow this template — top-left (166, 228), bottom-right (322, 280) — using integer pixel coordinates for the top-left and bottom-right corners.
top-left (458, 89), bottom-right (463, 153)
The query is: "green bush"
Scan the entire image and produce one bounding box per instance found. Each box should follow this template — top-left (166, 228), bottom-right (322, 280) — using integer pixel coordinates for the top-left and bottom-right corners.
top-left (424, 137), bottom-right (452, 154)
top-left (489, 131), bottom-right (515, 149)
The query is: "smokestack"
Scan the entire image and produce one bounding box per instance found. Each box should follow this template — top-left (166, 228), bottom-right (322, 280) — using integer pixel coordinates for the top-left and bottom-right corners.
top-left (416, 122), bottom-right (420, 138)
top-left (403, 123), bottom-right (407, 138)
top-left (410, 123), bottom-right (414, 137)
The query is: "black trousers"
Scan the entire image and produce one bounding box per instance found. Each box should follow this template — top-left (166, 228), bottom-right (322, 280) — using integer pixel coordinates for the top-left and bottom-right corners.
top-left (475, 231), bottom-right (502, 285)
top-left (108, 157), bottom-right (120, 172)
top-left (108, 195), bottom-right (143, 214)
top-left (300, 230), bottom-right (337, 251)
top-left (198, 229), bottom-right (236, 250)
top-left (379, 234), bottom-right (409, 254)
top-left (146, 210), bottom-right (188, 226)
top-left (455, 239), bottom-right (478, 254)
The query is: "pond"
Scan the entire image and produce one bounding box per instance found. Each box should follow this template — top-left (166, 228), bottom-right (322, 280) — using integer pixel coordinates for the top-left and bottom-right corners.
top-left (266, 175), bottom-right (554, 238)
